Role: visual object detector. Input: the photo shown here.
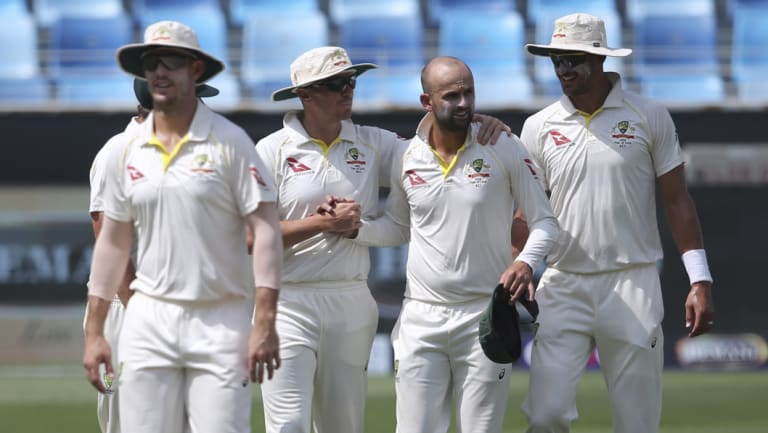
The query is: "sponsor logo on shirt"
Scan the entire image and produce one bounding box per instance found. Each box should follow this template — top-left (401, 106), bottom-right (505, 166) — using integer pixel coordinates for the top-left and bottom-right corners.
top-left (405, 169), bottom-right (426, 186)
top-left (286, 157), bottom-right (313, 174)
top-left (249, 165), bottom-right (267, 186)
top-left (523, 158), bottom-right (538, 178)
top-left (127, 165), bottom-right (144, 181)
top-left (549, 130), bottom-right (572, 146)
top-left (345, 147), bottom-right (367, 173)
top-left (611, 120), bottom-right (636, 148)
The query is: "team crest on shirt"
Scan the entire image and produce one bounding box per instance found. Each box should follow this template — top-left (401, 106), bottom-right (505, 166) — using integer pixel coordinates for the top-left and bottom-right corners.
top-left (611, 120), bottom-right (637, 148)
top-left (345, 147), bottom-right (367, 173)
top-left (465, 158), bottom-right (491, 187)
top-left (190, 152), bottom-right (216, 174)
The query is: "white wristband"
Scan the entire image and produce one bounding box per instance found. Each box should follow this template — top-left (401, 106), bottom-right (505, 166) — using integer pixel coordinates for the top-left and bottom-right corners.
top-left (682, 249), bottom-right (713, 285)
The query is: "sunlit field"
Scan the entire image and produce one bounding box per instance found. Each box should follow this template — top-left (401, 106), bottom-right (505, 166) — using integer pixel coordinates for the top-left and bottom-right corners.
top-left (1, 368), bottom-right (766, 433)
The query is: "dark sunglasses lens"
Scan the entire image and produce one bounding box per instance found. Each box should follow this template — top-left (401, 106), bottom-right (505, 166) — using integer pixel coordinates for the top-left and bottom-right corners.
top-left (551, 55), bottom-right (586, 68)
top-left (323, 75), bottom-right (356, 92)
top-left (141, 55), bottom-right (189, 72)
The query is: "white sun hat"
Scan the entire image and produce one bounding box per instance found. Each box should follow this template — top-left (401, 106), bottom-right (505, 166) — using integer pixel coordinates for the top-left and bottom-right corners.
top-left (271, 46), bottom-right (377, 101)
top-left (526, 13), bottom-right (632, 57)
top-left (117, 20), bottom-right (224, 83)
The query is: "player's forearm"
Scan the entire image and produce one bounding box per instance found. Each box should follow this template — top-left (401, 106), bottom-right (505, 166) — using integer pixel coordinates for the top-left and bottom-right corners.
top-left (89, 217), bottom-right (133, 301)
top-left (84, 296), bottom-right (112, 338)
top-left (250, 203), bottom-right (283, 290)
top-left (253, 286), bottom-right (278, 328)
top-left (280, 215), bottom-right (334, 247)
top-left (515, 215), bottom-right (558, 272)
top-left (354, 216), bottom-right (410, 247)
top-left (665, 195), bottom-right (705, 253)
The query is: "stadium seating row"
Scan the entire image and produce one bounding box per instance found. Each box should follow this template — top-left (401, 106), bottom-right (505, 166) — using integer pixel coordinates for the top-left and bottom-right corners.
top-left (0, 0), bottom-right (767, 110)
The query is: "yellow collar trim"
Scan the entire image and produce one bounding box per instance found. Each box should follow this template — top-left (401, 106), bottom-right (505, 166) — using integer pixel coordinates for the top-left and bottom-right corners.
top-left (311, 136), bottom-right (342, 157)
top-left (148, 133), bottom-right (191, 170)
top-left (430, 143), bottom-right (467, 178)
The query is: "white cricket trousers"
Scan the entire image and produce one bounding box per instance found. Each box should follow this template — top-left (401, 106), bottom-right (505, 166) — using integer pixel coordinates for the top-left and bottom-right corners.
top-left (260, 284), bottom-right (378, 433)
top-left (118, 291), bottom-right (253, 433)
top-left (84, 298), bottom-right (124, 433)
top-left (523, 265), bottom-right (665, 433)
top-left (393, 297), bottom-right (513, 433)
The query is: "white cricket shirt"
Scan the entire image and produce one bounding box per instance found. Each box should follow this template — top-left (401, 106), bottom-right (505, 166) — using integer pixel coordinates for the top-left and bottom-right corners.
top-left (256, 111), bottom-right (404, 287)
top-left (357, 114), bottom-right (558, 304)
top-left (520, 73), bottom-right (684, 274)
top-left (100, 103), bottom-right (276, 301)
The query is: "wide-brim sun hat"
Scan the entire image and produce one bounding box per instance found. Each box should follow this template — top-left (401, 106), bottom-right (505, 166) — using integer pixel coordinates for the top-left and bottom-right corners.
top-left (133, 78), bottom-right (219, 109)
top-left (117, 20), bottom-right (224, 83)
top-left (526, 13), bottom-right (632, 57)
top-left (272, 46), bottom-right (377, 101)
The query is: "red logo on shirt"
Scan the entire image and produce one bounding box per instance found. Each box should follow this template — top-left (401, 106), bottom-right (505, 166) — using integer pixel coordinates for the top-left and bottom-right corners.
top-left (286, 157), bottom-right (312, 173)
top-left (127, 165), bottom-right (144, 181)
top-left (549, 131), bottom-right (572, 146)
top-left (523, 159), bottom-right (538, 177)
top-left (405, 170), bottom-right (426, 186)
top-left (249, 166), bottom-right (267, 186)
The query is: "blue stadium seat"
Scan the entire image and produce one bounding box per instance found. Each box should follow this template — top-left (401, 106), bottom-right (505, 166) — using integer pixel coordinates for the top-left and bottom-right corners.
top-left (427, 0), bottom-right (514, 26)
top-left (131, 0), bottom-right (221, 20)
top-left (0, 78), bottom-right (50, 106)
top-left (56, 76), bottom-right (135, 107)
top-left (203, 72), bottom-right (241, 110)
top-left (137, 8), bottom-right (230, 66)
top-left (0, 10), bottom-right (39, 79)
top-left (339, 16), bottom-right (423, 109)
top-left (527, 0), bottom-right (616, 24)
top-left (438, 10), bottom-right (532, 107)
top-left (328, 0), bottom-right (419, 26)
top-left (33, 0), bottom-right (124, 27)
top-left (0, 0), bottom-right (26, 13)
top-left (638, 74), bottom-right (724, 104)
top-left (625, 0), bottom-right (714, 24)
top-left (229, 0), bottom-right (318, 26)
top-left (530, 5), bottom-right (623, 97)
top-left (240, 11), bottom-right (328, 104)
top-left (634, 12), bottom-right (723, 103)
top-left (731, 4), bottom-right (768, 101)
top-left (47, 15), bottom-right (133, 78)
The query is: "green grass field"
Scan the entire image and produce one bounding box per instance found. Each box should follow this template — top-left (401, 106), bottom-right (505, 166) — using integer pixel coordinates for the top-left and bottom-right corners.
top-left (1, 368), bottom-right (766, 433)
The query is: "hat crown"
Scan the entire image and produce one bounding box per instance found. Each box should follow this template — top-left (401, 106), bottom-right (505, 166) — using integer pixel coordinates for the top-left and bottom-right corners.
top-left (550, 13), bottom-right (607, 49)
top-left (290, 47), bottom-right (353, 86)
top-left (143, 21), bottom-right (201, 51)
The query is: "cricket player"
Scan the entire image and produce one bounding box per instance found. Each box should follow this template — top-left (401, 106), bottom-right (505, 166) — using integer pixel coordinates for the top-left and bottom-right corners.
top-left (352, 56), bottom-right (559, 433)
top-left (84, 78), bottom-right (218, 433)
top-left (82, 20), bottom-right (283, 433)
top-left (255, 46), bottom-right (512, 433)
top-left (518, 13), bottom-right (715, 433)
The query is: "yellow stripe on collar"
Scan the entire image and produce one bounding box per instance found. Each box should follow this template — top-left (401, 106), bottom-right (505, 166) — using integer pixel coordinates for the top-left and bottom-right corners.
top-left (311, 136), bottom-right (342, 157)
top-left (148, 133), bottom-right (191, 170)
top-left (431, 143), bottom-right (467, 178)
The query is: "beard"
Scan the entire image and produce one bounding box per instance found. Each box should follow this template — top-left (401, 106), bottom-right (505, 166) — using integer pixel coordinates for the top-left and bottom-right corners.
top-left (433, 107), bottom-right (473, 134)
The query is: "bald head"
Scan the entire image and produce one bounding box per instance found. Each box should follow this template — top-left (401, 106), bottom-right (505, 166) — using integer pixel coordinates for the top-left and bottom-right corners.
top-left (421, 56), bottom-right (472, 94)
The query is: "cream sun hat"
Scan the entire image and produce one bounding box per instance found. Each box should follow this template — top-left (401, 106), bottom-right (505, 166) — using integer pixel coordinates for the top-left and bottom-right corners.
top-left (272, 46), bottom-right (377, 101)
top-left (117, 20), bottom-right (224, 83)
top-left (526, 13), bottom-right (632, 57)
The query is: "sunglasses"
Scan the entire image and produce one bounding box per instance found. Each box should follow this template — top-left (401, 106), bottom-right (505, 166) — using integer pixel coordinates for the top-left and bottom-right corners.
top-left (549, 52), bottom-right (588, 69)
top-left (310, 75), bottom-right (357, 92)
top-left (141, 54), bottom-right (195, 72)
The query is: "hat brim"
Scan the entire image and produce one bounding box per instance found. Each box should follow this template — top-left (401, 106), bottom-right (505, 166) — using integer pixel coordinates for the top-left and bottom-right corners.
top-left (117, 43), bottom-right (225, 83)
top-left (133, 78), bottom-right (219, 109)
top-left (526, 43), bottom-right (632, 57)
top-left (271, 63), bottom-right (378, 102)
top-left (478, 284), bottom-right (523, 364)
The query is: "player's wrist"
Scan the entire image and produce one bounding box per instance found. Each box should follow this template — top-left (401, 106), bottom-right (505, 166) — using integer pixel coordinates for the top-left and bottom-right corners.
top-left (682, 249), bottom-right (713, 285)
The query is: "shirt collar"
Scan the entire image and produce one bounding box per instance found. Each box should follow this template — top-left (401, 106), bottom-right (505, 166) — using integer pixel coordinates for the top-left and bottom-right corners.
top-left (137, 100), bottom-right (214, 145)
top-left (282, 110), bottom-right (357, 147)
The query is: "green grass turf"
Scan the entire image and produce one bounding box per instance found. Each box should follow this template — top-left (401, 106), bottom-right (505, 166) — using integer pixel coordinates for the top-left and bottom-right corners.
top-left (0, 370), bottom-right (766, 433)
